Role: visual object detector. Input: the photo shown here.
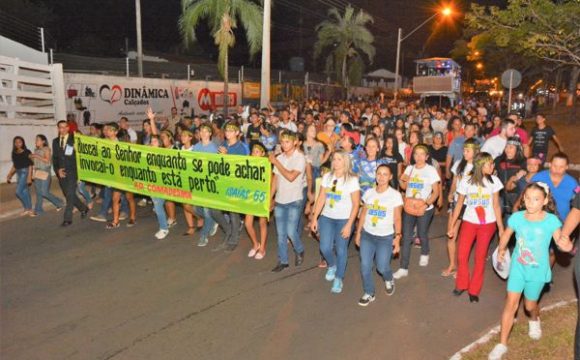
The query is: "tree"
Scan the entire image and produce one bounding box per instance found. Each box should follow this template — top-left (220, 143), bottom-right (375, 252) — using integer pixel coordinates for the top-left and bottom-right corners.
top-left (313, 5), bottom-right (375, 88)
top-left (465, 0), bottom-right (580, 110)
top-left (179, 0), bottom-right (262, 114)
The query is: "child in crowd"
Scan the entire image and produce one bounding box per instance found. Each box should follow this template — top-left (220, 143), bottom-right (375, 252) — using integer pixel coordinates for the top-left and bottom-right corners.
top-left (488, 182), bottom-right (573, 360)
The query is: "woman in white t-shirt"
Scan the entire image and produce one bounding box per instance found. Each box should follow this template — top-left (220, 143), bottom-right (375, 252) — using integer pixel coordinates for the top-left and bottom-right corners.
top-left (311, 151), bottom-right (361, 294)
top-left (442, 138), bottom-right (480, 277)
top-left (354, 164), bottom-right (403, 306)
top-left (393, 144), bottom-right (441, 280)
top-left (447, 152), bottom-right (505, 303)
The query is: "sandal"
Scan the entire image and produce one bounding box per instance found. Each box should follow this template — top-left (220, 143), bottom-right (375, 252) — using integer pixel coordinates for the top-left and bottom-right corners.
top-left (318, 259), bottom-right (328, 268)
top-left (182, 227), bottom-right (195, 236)
top-left (441, 268), bottom-right (457, 277)
top-left (106, 222), bottom-right (120, 229)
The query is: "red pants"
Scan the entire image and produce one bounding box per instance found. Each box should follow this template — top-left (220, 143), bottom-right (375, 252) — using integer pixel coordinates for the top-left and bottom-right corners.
top-left (455, 221), bottom-right (497, 296)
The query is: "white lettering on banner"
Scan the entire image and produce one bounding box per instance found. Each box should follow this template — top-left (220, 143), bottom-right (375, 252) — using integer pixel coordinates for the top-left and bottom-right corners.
top-left (64, 74), bottom-right (241, 129)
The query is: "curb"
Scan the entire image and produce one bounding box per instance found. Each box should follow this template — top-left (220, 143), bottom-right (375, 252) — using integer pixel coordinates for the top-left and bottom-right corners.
top-left (449, 298), bottom-right (578, 360)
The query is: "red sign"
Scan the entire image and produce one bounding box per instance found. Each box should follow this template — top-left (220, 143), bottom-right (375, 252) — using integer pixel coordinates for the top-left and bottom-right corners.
top-left (197, 88), bottom-right (237, 111)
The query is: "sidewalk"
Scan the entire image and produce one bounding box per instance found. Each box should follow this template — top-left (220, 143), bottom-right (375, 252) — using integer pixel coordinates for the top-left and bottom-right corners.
top-left (0, 177), bottom-right (65, 221)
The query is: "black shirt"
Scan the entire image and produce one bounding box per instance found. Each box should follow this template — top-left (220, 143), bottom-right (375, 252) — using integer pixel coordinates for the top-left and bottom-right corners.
top-left (531, 126), bottom-right (555, 159)
top-left (246, 124), bottom-right (262, 144)
top-left (429, 145), bottom-right (448, 164)
top-left (380, 152), bottom-right (404, 189)
top-left (12, 149), bottom-right (32, 169)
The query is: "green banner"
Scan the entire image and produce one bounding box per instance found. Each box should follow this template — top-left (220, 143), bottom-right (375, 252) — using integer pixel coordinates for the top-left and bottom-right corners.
top-left (74, 134), bottom-right (271, 217)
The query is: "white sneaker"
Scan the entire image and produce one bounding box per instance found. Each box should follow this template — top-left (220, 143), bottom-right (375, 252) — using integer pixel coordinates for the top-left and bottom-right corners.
top-left (358, 293), bottom-right (375, 307)
top-left (528, 319), bottom-right (542, 340)
top-left (419, 255), bottom-right (429, 267)
top-left (210, 223), bottom-right (219, 237)
top-left (488, 343), bottom-right (508, 360)
top-left (137, 198), bottom-right (148, 207)
top-left (392, 268), bottom-right (408, 279)
top-left (155, 229), bottom-right (169, 240)
top-left (119, 212), bottom-right (128, 221)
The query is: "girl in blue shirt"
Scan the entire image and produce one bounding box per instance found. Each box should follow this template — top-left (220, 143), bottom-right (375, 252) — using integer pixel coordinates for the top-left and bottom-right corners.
top-left (489, 182), bottom-right (573, 360)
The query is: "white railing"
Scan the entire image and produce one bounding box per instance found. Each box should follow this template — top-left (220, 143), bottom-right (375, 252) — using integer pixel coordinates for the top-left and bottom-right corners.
top-left (0, 55), bottom-right (65, 122)
top-left (0, 55), bottom-right (65, 182)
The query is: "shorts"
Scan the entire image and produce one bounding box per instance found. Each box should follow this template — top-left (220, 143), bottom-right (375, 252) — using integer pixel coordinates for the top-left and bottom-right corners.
top-left (506, 267), bottom-right (547, 301)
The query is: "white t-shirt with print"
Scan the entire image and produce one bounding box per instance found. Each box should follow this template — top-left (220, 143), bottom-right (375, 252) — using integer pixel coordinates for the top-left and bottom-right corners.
top-left (320, 173), bottom-right (360, 219)
top-left (274, 150), bottom-right (306, 204)
top-left (457, 175), bottom-right (503, 224)
top-left (362, 187), bottom-right (403, 236)
top-left (451, 160), bottom-right (473, 202)
top-left (403, 164), bottom-right (440, 211)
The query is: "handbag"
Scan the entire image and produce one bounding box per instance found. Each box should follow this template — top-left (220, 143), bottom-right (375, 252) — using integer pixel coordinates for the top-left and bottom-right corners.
top-left (33, 169), bottom-right (50, 180)
top-left (403, 166), bottom-right (427, 217)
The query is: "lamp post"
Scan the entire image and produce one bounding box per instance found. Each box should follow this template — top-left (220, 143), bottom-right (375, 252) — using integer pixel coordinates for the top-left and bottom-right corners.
top-left (394, 6), bottom-right (452, 100)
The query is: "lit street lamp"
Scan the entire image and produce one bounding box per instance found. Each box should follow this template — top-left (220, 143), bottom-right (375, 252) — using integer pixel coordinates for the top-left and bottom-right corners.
top-left (393, 6), bottom-right (453, 99)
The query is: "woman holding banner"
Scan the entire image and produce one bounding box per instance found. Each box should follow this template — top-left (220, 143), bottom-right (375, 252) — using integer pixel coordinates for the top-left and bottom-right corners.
top-left (245, 142), bottom-right (270, 260)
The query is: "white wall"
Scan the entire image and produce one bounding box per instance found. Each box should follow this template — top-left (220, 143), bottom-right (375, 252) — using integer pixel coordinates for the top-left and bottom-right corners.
top-left (0, 36), bottom-right (47, 65)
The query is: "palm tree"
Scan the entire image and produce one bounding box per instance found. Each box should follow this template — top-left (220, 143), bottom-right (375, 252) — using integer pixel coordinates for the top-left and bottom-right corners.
top-left (179, 0), bottom-right (263, 114)
top-left (314, 5), bottom-right (375, 88)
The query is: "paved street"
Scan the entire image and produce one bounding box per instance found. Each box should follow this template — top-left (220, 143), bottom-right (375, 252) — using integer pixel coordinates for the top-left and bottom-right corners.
top-left (0, 206), bottom-right (575, 360)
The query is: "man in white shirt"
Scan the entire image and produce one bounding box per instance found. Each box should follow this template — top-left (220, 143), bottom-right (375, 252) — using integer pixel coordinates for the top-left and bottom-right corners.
top-left (270, 130), bottom-right (306, 272)
top-left (431, 111), bottom-right (448, 134)
top-left (278, 109), bottom-right (298, 132)
top-left (119, 117), bottom-right (138, 143)
top-left (481, 118), bottom-right (517, 159)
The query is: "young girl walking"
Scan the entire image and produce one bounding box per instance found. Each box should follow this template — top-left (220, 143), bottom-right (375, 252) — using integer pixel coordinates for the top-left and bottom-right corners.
top-left (447, 152), bottom-right (504, 302)
top-left (488, 182), bottom-right (573, 359)
top-left (354, 165), bottom-right (403, 306)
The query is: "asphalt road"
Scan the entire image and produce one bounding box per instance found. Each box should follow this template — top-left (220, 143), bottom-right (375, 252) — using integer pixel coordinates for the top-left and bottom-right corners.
top-left (0, 206), bottom-right (576, 360)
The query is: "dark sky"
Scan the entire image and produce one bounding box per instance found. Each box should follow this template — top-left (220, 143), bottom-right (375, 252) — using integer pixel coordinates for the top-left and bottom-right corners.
top-left (6, 0), bottom-right (504, 77)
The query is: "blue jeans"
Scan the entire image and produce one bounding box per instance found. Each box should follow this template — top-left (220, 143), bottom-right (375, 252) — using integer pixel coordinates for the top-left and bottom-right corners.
top-left (152, 197), bottom-right (167, 230)
top-left (319, 216), bottom-right (351, 280)
top-left (34, 176), bottom-right (63, 214)
top-left (274, 200), bottom-right (305, 264)
top-left (360, 231), bottom-right (394, 295)
top-left (15, 168), bottom-right (32, 210)
top-left (400, 207), bottom-right (435, 269)
top-left (195, 207), bottom-right (216, 239)
top-left (98, 187), bottom-right (128, 218)
top-left (296, 187), bottom-right (308, 235)
top-left (78, 181), bottom-right (93, 206)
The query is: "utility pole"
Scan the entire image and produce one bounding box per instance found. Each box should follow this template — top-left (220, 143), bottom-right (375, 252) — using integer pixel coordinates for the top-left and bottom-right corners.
top-left (135, 0), bottom-right (143, 77)
top-left (394, 28), bottom-right (402, 100)
top-left (260, 0), bottom-right (271, 108)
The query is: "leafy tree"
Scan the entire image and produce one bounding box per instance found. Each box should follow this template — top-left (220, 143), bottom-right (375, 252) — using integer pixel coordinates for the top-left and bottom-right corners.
top-left (463, 0), bottom-right (579, 110)
top-left (179, 0), bottom-right (262, 114)
top-left (313, 5), bottom-right (375, 88)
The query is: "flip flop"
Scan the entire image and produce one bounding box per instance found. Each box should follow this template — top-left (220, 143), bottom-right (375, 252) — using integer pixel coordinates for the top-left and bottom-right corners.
top-left (441, 269), bottom-right (457, 277)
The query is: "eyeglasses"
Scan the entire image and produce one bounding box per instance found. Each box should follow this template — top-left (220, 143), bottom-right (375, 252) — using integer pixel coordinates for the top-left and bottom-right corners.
top-left (331, 179), bottom-right (338, 193)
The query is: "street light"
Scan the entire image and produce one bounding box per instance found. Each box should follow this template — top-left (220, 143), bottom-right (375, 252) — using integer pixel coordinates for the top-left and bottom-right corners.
top-left (476, 62), bottom-right (483, 70)
top-left (393, 6), bottom-right (453, 99)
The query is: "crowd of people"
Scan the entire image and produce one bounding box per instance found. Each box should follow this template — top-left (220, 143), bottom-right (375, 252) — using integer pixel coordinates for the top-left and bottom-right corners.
top-left (7, 96), bottom-right (579, 359)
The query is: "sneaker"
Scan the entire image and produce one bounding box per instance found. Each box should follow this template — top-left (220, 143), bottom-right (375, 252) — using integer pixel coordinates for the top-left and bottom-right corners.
top-left (167, 218), bottom-right (177, 228)
top-left (56, 206), bottom-right (63, 212)
top-left (137, 198), bottom-right (148, 207)
top-left (126, 219), bottom-right (136, 228)
top-left (528, 319), bottom-right (542, 340)
top-left (197, 236), bottom-right (209, 247)
top-left (419, 255), bottom-right (429, 267)
top-left (90, 214), bottom-right (108, 222)
top-left (331, 278), bottom-right (343, 293)
top-left (119, 212), bottom-right (128, 221)
top-left (224, 244), bottom-right (237, 253)
top-left (211, 242), bottom-right (228, 252)
top-left (325, 266), bottom-right (337, 281)
top-left (210, 223), bottom-right (219, 237)
top-left (393, 268), bottom-right (409, 279)
top-left (385, 280), bottom-right (395, 296)
top-left (358, 293), bottom-right (375, 306)
top-left (488, 343), bottom-right (508, 360)
top-left (155, 229), bottom-right (169, 240)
